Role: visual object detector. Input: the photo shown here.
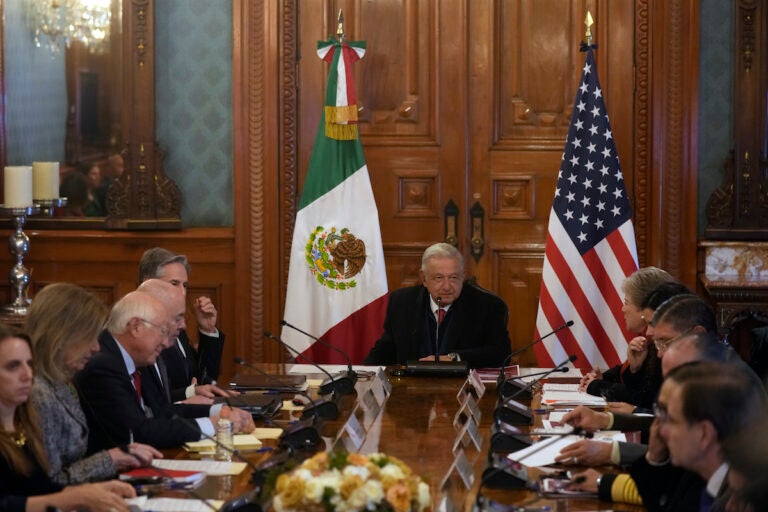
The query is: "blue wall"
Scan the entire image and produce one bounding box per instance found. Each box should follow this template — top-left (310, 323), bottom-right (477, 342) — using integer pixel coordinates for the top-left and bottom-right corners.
top-left (698, 0), bottom-right (734, 234)
top-left (155, 0), bottom-right (234, 227)
top-left (3, 0), bottom-right (66, 165)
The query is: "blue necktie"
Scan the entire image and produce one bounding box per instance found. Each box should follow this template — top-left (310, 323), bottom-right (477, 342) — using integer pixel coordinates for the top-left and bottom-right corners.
top-left (699, 488), bottom-right (714, 512)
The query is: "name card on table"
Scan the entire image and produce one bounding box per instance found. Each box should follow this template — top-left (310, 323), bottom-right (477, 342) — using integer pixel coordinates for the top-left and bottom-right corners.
top-left (453, 392), bottom-right (481, 430)
top-left (375, 367), bottom-right (392, 396)
top-left (334, 411), bottom-right (365, 452)
top-left (440, 448), bottom-right (475, 491)
top-left (456, 371), bottom-right (485, 404)
top-left (452, 414), bottom-right (483, 453)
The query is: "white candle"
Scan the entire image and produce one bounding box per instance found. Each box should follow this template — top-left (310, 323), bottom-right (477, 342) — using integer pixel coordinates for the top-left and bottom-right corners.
top-left (4, 166), bottom-right (33, 208)
top-left (32, 161), bottom-right (60, 200)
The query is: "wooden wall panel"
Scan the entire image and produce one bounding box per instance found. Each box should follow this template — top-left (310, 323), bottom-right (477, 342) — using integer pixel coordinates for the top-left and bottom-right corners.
top-left (0, 228), bottom-right (240, 378)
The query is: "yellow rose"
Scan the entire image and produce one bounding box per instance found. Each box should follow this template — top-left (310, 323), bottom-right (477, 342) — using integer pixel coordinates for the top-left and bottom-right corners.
top-left (347, 453), bottom-right (369, 466)
top-left (339, 474), bottom-right (364, 500)
top-left (385, 482), bottom-right (412, 512)
top-left (275, 475), bottom-right (306, 509)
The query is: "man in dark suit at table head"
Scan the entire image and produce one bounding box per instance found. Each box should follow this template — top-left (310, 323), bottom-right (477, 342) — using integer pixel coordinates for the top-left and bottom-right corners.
top-left (363, 242), bottom-right (512, 368)
top-left (138, 247), bottom-right (226, 402)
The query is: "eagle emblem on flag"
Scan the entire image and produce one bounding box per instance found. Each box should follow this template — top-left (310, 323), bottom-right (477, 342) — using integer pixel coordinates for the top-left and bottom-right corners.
top-left (305, 226), bottom-right (366, 290)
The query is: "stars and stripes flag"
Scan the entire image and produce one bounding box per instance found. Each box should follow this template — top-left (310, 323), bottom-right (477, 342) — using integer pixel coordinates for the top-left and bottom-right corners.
top-left (533, 45), bottom-right (639, 371)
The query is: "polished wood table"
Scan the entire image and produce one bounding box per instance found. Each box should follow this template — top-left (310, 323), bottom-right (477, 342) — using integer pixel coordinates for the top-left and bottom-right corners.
top-left (159, 368), bottom-right (646, 511)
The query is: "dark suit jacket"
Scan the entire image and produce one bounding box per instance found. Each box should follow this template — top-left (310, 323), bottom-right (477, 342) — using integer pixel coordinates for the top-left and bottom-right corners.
top-left (74, 331), bottom-right (210, 451)
top-left (630, 456), bottom-right (705, 511)
top-left (162, 329), bottom-right (224, 402)
top-left (363, 283), bottom-right (512, 368)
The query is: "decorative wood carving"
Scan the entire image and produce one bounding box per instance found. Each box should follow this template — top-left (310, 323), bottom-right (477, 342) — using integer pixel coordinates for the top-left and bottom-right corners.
top-left (705, 0), bottom-right (768, 239)
top-left (633, 0), bottom-right (650, 267)
top-left (492, 177), bottom-right (535, 220)
top-left (106, 0), bottom-right (181, 229)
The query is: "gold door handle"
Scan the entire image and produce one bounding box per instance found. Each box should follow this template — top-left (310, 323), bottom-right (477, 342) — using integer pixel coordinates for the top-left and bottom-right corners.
top-left (470, 201), bottom-right (484, 262)
top-left (444, 200), bottom-right (459, 247)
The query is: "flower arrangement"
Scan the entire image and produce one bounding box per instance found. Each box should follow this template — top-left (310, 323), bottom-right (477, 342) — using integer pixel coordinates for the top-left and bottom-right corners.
top-left (271, 450), bottom-right (431, 512)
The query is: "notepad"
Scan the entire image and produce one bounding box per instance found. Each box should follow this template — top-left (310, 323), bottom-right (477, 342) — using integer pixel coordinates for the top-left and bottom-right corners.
top-left (183, 434), bottom-right (263, 453)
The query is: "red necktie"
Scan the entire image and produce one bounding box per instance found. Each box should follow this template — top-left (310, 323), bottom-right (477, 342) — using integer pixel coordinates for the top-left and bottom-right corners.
top-left (437, 308), bottom-right (446, 325)
top-left (131, 370), bottom-right (142, 404)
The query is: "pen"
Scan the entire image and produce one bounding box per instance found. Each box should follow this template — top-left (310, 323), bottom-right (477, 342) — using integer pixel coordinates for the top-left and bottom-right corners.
top-left (129, 429), bottom-right (134, 445)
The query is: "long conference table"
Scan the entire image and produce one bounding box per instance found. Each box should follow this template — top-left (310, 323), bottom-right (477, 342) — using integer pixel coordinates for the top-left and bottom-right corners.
top-left (156, 364), bottom-right (647, 511)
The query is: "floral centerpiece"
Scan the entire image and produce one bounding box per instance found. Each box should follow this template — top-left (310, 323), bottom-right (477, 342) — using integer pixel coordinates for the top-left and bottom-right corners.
top-left (271, 450), bottom-right (431, 512)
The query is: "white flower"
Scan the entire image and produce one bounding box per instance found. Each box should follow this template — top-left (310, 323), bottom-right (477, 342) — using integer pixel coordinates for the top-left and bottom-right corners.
top-left (380, 463), bottom-right (406, 481)
top-left (342, 464), bottom-right (370, 481)
top-left (272, 495), bottom-right (284, 512)
top-left (416, 481), bottom-right (430, 510)
top-left (362, 479), bottom-right (384, 504)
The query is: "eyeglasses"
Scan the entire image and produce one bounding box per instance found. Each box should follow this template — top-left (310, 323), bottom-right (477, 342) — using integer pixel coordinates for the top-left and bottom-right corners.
top-left (427, 274), bottom-right (462, 285)
top-left (652, 402), bottom-right (669, 423)
top-left (140, 319), bottom-right (170, 338)
top-left (653, 327), bottom-right (694, 352)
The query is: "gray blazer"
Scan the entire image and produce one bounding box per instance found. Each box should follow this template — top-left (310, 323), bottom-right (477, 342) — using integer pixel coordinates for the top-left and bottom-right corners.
top-left (30, 376), bottom-right (115, 484)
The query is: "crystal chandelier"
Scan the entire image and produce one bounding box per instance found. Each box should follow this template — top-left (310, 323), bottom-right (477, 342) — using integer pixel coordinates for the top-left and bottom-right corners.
top-left (26, 0), bottom-right (112, 54)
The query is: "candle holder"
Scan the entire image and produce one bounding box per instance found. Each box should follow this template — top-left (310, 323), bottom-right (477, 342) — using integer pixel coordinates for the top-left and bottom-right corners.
top-left (0, 205), bottom-right (40, 315)
top-left (35, 197), bottom-right (68, 217)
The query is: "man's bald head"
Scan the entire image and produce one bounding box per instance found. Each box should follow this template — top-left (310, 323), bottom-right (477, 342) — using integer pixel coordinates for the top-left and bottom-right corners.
top-left (137, 278), bottom-right (186, 342)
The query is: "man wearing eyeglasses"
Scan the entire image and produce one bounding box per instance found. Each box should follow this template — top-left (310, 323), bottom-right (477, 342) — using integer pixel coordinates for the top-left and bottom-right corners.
top-left (76, 290), bottom-right (253, 451)
top-left (364, 242), bottom-right (511, 368)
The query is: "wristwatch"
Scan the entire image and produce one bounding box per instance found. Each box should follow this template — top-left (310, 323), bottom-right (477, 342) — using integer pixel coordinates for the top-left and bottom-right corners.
top-left (448, 352), bottom-right (460, 362)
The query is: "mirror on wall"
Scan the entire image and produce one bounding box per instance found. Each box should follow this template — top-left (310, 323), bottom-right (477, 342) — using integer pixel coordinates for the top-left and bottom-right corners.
top-left (2, 0), bottom-right (121, 222)
top-left (0, 0), bottom-right (181, 229)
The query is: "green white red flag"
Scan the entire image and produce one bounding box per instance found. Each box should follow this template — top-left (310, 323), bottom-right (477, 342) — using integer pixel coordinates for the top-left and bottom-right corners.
top-left (281, 37), bottom-right (388, 364)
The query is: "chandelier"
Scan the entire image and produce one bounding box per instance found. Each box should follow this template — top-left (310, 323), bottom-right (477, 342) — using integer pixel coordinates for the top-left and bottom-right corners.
top-left (26, 0), bottom-right (112, 54)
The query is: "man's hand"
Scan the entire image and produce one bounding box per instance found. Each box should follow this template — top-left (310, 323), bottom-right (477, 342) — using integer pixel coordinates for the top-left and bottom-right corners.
top-left (567, 468), bottom-right (603, 493)
top-left (555, 439), bottom-right (613, 466)
top-left (627, 336), bottom-right (649, 372)
top-left (182, 395), bottom-right (214, 405)
top-left (562, 405), bottom-right (611, 431)
top-left (579, 367), bottom-right (602, 392)
top-left (418, 354), bottom-right (454, 362)
top-left (645, 417), bottom-right (669, 464)
top-left (214, 407), bottom-right (255, 434)
top-left (607, 401), bottom-right (636, 414)
top-left (190, 377), bottom-right (237, 398)
top-left (194, 296), bottom-right (218, 333)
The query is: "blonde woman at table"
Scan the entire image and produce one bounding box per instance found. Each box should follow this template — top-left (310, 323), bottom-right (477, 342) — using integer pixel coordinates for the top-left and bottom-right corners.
top-left (0, 324), bottom-right (136, 512)
top-left (26, 283), bottom-right (162, 485)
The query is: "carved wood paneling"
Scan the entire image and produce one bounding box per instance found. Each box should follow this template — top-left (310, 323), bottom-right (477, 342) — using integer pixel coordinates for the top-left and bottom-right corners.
top-left (492, 176), bottom-right (535, 220)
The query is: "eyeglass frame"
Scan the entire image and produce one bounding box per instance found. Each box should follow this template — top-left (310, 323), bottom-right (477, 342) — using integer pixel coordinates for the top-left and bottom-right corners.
top-left (139, 318), bottom-right (171, 338)
top-left (652, 326), bottom-right (695, 352)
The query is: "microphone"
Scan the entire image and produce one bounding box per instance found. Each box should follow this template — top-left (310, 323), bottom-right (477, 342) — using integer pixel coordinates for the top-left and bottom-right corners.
top-left (233, 357), bottom-right (325, 452)
top-left (499, 367), bottom-right (570, 400)
top-left (477, 428), bottom-right (594, 505)
top-left (498, 320), bottom-right (574, 379)
top-left (232, 357), bottom-right (337, 421)
top-left (434, 296), bottom-right (442, 363)
top-left (263, 330), bottom-right (355, 396)
top-left (280, 319), bottom-right (358, 390)
top-left (494, 356), bottom-right (577, 425)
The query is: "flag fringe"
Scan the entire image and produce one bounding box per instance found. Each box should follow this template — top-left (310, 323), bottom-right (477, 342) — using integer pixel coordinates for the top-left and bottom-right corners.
top-left (325, 122), bottom-right (359, 140)
top-left (325, 105), bottom-right (359, 123)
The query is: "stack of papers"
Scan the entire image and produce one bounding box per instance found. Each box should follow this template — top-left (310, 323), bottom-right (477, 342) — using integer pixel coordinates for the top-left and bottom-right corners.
top-left (476, 365), bottom-right (519, 383)
top-left (120, 466), bottom-right (205, 485)
top-left (183, 434), bottom-right (263, 454)
top-left (541, 383), bottom-right (606, 407)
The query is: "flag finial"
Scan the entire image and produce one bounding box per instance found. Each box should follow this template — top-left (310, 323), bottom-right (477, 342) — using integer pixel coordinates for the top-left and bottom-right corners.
top-left (337, 9), bottom-right (345, 40)
top-left (584, 11), bottom-right (594, 46)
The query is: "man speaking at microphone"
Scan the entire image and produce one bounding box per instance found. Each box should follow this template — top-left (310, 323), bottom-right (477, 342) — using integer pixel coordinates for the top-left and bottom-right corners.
top-left (364, 243), bottom-right (511, 368)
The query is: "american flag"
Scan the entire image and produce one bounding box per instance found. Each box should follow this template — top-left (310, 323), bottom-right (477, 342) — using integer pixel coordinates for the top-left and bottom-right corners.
top-left (533, 47), bottom-right (638, 371)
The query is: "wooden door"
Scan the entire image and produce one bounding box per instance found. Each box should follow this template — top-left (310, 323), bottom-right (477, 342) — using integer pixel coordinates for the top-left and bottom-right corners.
top-left (297, 1), bottom-right (635, 364)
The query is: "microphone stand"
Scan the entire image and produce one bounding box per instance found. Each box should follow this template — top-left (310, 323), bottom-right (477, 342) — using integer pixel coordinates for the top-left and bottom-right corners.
top-left (435, 296), bottom-right (442, 363)
top-left (499, 367), bottom-right (570, 400)
top-left (497, 320), bottom-right (574, 390)
top-left (494, 357), bottom-right (576, 425)
top-left (264, 330), bottom-right (355, 396)
top-left (280, 320), bottom-right (358, 386)
top-left (233, 357), bottom-right (325, 452)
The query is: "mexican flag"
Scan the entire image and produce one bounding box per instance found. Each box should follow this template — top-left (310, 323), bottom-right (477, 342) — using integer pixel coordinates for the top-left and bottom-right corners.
top-left (281, 36), bottom-right (389, 364)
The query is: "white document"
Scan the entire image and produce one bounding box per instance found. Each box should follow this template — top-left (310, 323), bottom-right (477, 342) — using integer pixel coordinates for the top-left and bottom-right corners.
top-left (151, 459), bottom-right (247, 476)
top-left (541, 383), bottom-right (580, 392)
top-left (541, 390), bottom-right (606, 407)
top-left (507, 435), bottom-right (585, 467)
top-left (127, 496), bottom-right (223, 511)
